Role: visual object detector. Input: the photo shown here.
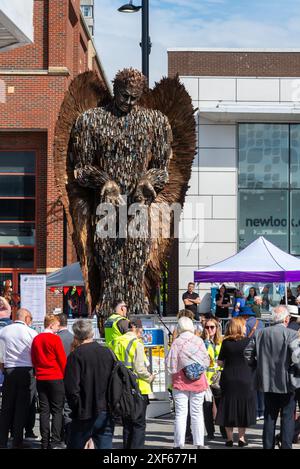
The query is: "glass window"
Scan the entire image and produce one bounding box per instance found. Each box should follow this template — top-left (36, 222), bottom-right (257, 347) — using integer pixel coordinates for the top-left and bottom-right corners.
top-left (0, 223), bottom-right (35, 246)
top-left (0, 200), bottom-right (35, 221)
top-left (290, 191), bottom-right (300, 255)
top-left (0, 152), bottom-right (35, 174)
top-left (0, 175), bottom-right (35, 197)
top-left (239, 190), bottom-right (288, 251)
top-left (0, 248), bottom-right (34, 268)
top-left (290, 125), bottom-right (300, 188)
top-left (239, 124), bottom-right (289, 189)
top-left (81, 5), bottom-right (93, 17)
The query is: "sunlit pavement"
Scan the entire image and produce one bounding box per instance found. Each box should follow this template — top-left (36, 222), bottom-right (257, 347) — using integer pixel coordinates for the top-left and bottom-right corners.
top-left (4, 414), bottom-right (300, 449)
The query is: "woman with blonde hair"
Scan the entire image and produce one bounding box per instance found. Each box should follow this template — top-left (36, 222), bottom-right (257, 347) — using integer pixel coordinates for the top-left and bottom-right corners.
top-left (215, 317), bottom-right (256, 447)
top-left (166, 316), bottom-right (210, 448)
top-left (202, 317), bottom-right (226, 440)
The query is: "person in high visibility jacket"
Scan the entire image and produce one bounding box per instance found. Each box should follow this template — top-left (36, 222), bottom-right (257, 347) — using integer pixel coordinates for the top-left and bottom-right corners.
top-left (104, 301), bottom-right (130, 345)
top-left (110, 318), bottom-right (155, 449)
top-left (201, 316), bottom-right (226, 440)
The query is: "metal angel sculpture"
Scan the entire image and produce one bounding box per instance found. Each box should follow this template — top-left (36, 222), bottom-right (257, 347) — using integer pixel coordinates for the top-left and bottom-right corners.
top-left (54, 68), bottom-right (196, 327)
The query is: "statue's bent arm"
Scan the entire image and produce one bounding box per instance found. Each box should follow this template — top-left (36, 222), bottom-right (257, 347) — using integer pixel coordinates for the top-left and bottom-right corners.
top-left (134, 114), bottom-right (173, 204)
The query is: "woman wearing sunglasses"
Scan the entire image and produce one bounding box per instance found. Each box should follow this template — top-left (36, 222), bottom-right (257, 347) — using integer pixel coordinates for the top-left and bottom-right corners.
top-left (202, 318), bottom-right (226, 441)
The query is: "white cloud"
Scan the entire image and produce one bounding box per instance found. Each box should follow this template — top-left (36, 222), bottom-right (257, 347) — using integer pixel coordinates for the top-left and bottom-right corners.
top-left (94, 1), bottom-right (300, 87)
top-left (0, 0), bottom-right (33, 41)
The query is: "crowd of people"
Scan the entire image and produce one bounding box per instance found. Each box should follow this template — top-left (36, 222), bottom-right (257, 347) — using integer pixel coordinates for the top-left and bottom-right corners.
top-left (0, 300), bottom-right (154, 450)
top-left (0, 284), bottom-right (300, 450)
top-left (167, 281), bottom-right (300, 449)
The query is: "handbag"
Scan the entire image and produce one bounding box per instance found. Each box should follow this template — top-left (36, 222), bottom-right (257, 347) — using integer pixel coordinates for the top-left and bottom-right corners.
top-left (210, 369), bottom-right (222, 397)
top-left (183, 362), bottom-right (206, 381)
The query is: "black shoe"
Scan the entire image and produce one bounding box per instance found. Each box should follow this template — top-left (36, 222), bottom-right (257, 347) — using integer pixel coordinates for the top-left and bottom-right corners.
top-left (51, 441), bottom-right (66, 449)
top-left (238, 439), bottom-right (248, 447)
top-left (25, 431), bottom-right (39, 440)
top-left (225, 440), bottom-right (233, 447)
top-left (206, 434), bottom-right (215, 440)
top-left (185, 435), bottom-right (193, 444)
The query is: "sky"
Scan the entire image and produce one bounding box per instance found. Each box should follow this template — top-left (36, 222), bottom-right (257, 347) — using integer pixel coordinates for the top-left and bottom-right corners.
top-left (94, 0), bottom-right (300, 86)
top-left (2, 1), bottom-right (300, 87)
top-left (0, 0), bottom-right (33, 41)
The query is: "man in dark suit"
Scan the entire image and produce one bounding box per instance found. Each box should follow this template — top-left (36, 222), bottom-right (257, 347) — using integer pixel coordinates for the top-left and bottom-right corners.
top-left (245, 305), bottom-right (300, 449)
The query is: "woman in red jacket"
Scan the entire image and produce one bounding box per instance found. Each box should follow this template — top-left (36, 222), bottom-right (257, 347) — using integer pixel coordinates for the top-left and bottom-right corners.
top-left (31, 313), bottom-right (67, 449)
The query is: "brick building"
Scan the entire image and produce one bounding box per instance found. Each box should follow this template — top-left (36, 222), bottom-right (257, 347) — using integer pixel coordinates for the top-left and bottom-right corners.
top-left (0, 0), bottom-right (110, 312)
top-left (168, 48), bottom-right (300, 315)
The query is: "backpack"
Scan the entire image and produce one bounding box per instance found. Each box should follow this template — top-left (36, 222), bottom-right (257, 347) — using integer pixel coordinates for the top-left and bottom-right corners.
top-left (108, 356), bottom-right (145, 422)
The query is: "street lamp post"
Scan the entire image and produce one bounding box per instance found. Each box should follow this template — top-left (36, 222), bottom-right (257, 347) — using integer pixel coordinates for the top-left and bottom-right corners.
top-left (118, 0), bottom-right (151, 82)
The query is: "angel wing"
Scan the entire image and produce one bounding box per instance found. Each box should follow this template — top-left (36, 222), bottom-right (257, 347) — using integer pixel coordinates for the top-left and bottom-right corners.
top-left (139, 76), bottom-right (197, 303)
top-left (53, 71), bottom-right (111, 313)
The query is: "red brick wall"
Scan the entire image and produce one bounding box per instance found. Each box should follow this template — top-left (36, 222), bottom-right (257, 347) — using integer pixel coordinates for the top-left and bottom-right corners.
top-left (0, 0), bottom-right (48, 69)
top-left (0, 0), bottom-right (108, 313)
top-left (168, 51), bottom-right (300, 77)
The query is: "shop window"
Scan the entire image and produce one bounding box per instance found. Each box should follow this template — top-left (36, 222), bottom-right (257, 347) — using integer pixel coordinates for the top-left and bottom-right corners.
top-left (239, 190), bottom-right (288, 252)
top-left (0, 151), bottom-right (36, 270)
top-left (290, 191), bottom-right (300, 255)
top-left (0, 223), bottom-right (35, 246)
top-left (0, 175), bottom-right (35, 197)
top-left (0, 248), bottom-right (34, 268)
top-left (239, 124), bottom-right (289, 189)
top-left (0, 151), bottom-right (35, 173)
top-left (238, 124), bottom-right (300, 255)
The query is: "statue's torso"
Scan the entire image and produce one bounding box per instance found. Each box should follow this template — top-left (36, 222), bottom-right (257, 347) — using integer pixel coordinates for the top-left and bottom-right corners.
top-left (80, 106), bottom-right (165, 195)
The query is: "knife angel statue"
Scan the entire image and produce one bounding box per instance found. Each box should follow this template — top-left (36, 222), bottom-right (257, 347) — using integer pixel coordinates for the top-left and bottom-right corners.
top-left (54, 68), bottom-right (196, 326)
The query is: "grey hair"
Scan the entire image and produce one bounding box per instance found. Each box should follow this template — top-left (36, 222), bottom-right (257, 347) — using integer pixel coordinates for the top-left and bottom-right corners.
top-left (271, 305), bottom-right (289, 324)
top-left (72, 319), bottom-right (94, 341)
top-left (177, 316), bottom-right (194, 334)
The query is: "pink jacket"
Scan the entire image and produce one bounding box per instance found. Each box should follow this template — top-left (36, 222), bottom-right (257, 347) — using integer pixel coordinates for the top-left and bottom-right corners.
top-left (172, 369), bottom-right (208, 392)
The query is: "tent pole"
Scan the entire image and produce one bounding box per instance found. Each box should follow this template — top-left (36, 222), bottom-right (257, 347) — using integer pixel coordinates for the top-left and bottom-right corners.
top-left (285, 282), bottom-right (288, 306)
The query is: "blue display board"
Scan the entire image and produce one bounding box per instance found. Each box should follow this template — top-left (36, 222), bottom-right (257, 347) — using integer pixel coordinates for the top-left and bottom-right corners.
top-left (142, 328), bottom-right (164, 347)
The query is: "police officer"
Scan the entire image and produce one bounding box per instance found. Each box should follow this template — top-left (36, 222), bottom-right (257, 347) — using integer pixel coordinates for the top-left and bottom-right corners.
top-left (110, 319), bottom-right (155, 449)
top-left (104, 300), bottom-right (130, 345)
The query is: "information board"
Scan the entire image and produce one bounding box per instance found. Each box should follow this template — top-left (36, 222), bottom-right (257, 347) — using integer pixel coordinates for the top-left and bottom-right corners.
top-left (20, 275), bottom-right (46, 322)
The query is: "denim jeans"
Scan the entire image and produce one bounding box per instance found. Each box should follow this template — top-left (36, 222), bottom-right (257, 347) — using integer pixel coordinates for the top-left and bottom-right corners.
top-left (68, 411), bottom-right (114, 449)
top-left (256, 391), bottom-right (265, 417)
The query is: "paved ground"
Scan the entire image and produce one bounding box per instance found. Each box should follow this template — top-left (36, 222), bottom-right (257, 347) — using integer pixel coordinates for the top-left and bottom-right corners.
top-left (15, 413), bottom-right (299, 450)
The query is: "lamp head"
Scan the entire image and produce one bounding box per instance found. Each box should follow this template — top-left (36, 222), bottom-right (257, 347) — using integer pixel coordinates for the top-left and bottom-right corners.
top-left (118, 1), bottom-right (141, 13)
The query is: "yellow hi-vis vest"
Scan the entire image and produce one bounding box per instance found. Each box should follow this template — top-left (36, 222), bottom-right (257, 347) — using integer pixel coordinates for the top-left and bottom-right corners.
top-left (205, 341), bottom-right (222, 385)
top-left (104, 313), bottom-right (128, 345)
top-left (110, 334), bottom-right (152, 395)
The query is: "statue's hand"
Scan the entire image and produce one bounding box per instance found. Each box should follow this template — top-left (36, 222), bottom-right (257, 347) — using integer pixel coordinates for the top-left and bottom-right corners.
top-left (101, 180), bottom-right (124, 206)
top-left (134, 179), bottom-right (157, 205)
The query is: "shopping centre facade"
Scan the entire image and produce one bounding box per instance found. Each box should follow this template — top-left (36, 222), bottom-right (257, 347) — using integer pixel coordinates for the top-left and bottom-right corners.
top-left (168, 48), bottom-right (300, 312)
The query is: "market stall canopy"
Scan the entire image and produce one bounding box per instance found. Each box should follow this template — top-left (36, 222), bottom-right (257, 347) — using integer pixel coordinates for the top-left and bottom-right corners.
top-left (46, 262), bottom-right (84, 287)
top-left (194, 236), bottom-right (300, 283)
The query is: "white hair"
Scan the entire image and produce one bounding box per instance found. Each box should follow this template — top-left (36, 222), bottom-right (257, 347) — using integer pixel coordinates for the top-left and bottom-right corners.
top-left (177, 316), bottom-right (194, 334)
top-left (271, 305), bottom-right (289, 324)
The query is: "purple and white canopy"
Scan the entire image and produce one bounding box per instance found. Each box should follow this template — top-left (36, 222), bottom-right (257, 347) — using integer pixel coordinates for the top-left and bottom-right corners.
top-left (194, 236), bottom-right (300, 284)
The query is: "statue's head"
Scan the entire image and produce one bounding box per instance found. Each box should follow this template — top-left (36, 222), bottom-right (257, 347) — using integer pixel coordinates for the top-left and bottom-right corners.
top-left (113, 68), bottom-right (147, 113)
